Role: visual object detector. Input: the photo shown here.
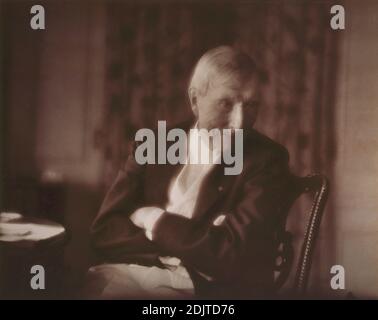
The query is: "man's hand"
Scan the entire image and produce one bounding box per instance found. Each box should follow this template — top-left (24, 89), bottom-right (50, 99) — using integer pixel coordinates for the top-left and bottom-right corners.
top-left (129, 207), bottom-right (164, 240)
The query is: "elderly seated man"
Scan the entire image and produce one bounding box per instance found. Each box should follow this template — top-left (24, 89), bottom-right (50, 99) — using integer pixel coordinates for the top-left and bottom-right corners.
top-left (86, 46), bottom-right (294, 299)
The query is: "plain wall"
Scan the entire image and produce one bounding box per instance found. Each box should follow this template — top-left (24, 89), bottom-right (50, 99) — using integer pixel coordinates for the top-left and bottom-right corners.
top-left (334, 0), bottom-right (378, 298)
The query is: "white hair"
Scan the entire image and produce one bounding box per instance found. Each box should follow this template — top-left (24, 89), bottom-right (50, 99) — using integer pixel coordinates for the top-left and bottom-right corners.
top-left (188, 46), bottom-right (258, 97)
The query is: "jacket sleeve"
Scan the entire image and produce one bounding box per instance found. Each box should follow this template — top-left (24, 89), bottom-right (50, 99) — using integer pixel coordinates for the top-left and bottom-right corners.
top-left (90, 143), bottom-right (159, 265)
top-left (151, 147), bottom-right (292, 282)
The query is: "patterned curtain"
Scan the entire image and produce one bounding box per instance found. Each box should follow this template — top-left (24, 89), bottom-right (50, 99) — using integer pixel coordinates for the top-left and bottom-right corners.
top-left (95, 0), bottom-right (340, 292)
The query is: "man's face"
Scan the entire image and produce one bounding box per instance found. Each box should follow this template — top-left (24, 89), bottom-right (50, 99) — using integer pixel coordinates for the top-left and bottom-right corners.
top-left (192, 73), bottom-right (260, 131)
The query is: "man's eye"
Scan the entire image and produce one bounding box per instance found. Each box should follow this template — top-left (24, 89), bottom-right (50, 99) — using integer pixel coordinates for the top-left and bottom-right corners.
top-left (219, 99), bottom-right (232, 109)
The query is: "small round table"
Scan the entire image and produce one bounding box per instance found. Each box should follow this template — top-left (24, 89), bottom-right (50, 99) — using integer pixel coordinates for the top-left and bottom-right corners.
top-left (0, 212), bottom-right (68, 299)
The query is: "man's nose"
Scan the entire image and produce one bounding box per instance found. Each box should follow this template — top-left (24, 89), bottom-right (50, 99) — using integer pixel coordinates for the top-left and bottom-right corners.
top-left (229, 103), bottom-right (244, 129)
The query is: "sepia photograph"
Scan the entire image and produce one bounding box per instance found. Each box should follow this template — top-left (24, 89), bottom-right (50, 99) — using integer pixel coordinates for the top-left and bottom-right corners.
top-left (0, 0), bottom-right (377, 302)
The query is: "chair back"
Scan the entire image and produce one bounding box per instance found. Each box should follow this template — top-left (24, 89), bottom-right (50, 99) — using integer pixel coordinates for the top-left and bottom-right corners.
top-left (274, 173), bottom-right (330, 295)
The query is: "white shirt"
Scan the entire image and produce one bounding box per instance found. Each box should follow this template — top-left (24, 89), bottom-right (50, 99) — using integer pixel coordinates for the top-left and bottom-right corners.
top-left (140, 124), bottom-right (224, 280)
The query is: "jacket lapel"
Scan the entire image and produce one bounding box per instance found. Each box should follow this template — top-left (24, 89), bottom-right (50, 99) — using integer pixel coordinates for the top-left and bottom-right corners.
top-left (191, 163), bottom-right (238, 221)
top-left (191, 128), bottom-right (257, 221)
top-left (146, 162), bottom-right (183, 206)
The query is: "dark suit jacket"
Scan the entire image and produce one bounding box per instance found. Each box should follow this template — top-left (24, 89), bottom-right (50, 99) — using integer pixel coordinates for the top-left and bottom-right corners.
top-left (90, 122), bottom-right (296, 299)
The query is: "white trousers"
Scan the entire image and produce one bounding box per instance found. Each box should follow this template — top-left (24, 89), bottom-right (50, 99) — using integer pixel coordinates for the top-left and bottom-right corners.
top-left (84, 263), bottom-right (195, 299)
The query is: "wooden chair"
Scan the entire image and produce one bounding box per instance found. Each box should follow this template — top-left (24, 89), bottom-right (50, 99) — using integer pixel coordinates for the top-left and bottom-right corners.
top-left (274, 173), bottom-right (330, 296)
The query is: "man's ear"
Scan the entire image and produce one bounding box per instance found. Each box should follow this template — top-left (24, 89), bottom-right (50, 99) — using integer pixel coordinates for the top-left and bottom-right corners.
top-left (188, 87), bottom-right (199, 117)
